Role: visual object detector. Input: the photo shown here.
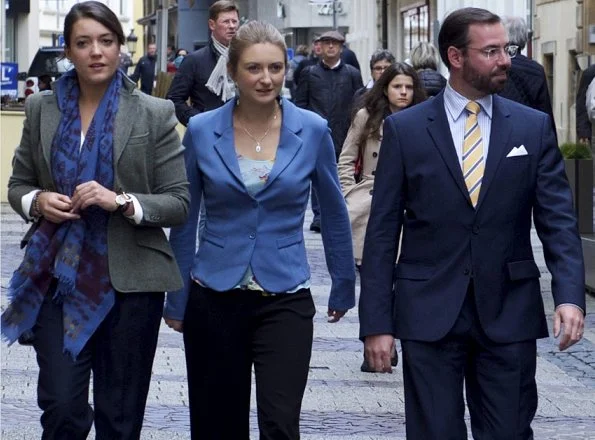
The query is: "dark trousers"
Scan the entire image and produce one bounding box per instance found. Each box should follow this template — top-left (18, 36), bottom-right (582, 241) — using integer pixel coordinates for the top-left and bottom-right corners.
top-left (310, 184), bottom-right (320, 223)
top-left (401, 285), bottom-right (537, 440)
top-left (183, 284), bottom-right (315, 440)
top-left (32, 287), bottom-right (164, 440)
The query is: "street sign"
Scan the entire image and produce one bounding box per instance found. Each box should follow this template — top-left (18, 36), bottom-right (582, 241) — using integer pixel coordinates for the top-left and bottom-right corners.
top-left (0, 63), bottom-right (19, 98)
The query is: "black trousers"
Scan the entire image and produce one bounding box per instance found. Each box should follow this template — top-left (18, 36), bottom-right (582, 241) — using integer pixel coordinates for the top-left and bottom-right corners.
top-left (183, 284), bottom-right (316, 440)
top-left (401, 285), bottom-right (537, 440)
top-left (32, 286), bottom-right (164, 440)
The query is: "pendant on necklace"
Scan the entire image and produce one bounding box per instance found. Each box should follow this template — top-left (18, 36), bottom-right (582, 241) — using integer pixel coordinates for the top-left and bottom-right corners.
top-left (255, 144), bottom-right (262, 153)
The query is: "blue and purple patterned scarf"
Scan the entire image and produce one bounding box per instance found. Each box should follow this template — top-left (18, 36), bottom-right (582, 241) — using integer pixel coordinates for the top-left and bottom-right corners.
top-left (1, 69), bottom-right (123, 359)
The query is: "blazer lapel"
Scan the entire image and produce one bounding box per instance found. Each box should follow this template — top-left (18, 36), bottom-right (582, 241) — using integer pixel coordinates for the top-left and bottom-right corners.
top-left (475, 96), bottom-right (512, 210)
top-left (113, 85), bottom-right (138, 169)
top-left (213, 100), bottom-right (245, 187)
top-left (259, 99), bottom-right (303, 192)
top-left (40, 95), bottom-right (61, 179)
top-left (426, 94), bottom-right (471, 203)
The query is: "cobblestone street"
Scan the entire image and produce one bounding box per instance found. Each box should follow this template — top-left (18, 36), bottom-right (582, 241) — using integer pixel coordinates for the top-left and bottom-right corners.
top-left (1, 203), bottom-right (594, 439)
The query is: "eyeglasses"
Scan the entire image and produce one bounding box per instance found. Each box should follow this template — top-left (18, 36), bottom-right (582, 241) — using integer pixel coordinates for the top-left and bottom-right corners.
top-left (372, 65), bottom-right (390, 72)
top-left (465, 45), bottom-right (519, 60)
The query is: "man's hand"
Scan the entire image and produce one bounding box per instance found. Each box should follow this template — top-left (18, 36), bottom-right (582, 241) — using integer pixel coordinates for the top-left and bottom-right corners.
top-left (553, 305), bottom-right (585, 351)
top-left (164, 318), bottom-right (183, 333)
top-left (364, 334), bottom-right (394, 373)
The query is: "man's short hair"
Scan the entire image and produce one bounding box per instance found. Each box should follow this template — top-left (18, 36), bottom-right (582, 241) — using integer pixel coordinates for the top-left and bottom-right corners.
top-left (209, 0), bottom-right (239, 21)
top-left (502, 16), bottom-right (528, 50)
top-left (438, 7), bottom-right (501, 70)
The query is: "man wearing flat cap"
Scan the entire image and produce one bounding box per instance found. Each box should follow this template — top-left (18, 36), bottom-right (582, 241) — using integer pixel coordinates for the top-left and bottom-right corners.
top-left (295, 30), bottom-right (363, 232)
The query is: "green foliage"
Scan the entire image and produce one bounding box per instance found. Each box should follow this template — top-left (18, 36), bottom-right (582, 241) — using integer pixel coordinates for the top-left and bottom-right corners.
top-left (559, 143), bottom-right (592, 160)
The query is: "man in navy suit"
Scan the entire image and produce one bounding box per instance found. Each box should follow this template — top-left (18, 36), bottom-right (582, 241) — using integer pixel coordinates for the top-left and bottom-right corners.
top-left (359, 7), bottom-right (586, 439)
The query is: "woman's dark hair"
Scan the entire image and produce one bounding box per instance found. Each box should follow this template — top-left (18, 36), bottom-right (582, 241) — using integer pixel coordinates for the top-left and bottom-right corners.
top-left (64, 1), bottom-right (125, 48)
top-left (368, 49), bottom-right (396, 71)
top-left (355, 62), bottom-right (426, 153)
top-left (438, 7), bottom-right (501, 70)
top-left (175, 48), bottom-right (188, 57)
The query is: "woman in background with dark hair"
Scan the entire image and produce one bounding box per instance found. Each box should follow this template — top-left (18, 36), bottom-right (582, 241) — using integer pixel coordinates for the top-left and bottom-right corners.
top-left (338, 62), bottom-right (425, 371)
top-left (1, 1), bottom-right (189, 438)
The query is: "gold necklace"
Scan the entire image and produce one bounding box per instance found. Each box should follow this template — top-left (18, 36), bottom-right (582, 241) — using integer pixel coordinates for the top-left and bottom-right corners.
top-left (239, 107), bottom-right (278, 153)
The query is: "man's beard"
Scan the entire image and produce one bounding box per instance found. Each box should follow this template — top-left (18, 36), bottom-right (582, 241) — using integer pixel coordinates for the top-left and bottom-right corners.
top-left (462, 58), bottom-right (508, 95)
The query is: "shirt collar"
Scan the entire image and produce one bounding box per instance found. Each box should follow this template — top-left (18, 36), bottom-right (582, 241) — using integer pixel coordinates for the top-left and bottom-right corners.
top-left (443, 81), bottom-right (493, 122)
top-left (322, 58), bottom-right (342, 70)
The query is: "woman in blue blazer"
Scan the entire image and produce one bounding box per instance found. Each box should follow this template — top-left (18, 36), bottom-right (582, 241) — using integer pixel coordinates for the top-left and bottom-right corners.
top-left (164, 21), bottom-right (356, 439)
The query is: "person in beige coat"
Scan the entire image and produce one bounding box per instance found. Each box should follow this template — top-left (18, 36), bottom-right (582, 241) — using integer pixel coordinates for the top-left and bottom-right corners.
top-left (338, 62), bottom-right (426, 372)
top-left (338, 62), bottom-right (426, 266)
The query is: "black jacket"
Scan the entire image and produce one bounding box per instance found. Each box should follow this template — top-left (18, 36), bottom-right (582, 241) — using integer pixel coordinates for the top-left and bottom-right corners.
top-left (294, 61), bottom-right (363, 155)
top-left (499, 54), bottom-right (556, 137)
top-left (129, 54), bottom-right (156, 95)
top-left (417, 69), bottom-right (446, 97)
top-left (576, 64), bottom-right (595, 140)
top-left (166, 41), bottom-right (225, 126)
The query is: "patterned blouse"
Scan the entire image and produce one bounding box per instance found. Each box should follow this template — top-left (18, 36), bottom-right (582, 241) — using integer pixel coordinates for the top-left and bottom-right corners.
top-left (233, 154), bottom-right (311, 293)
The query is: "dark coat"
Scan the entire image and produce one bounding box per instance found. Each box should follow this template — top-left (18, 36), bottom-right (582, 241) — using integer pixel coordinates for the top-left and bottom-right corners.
top-left (294, 61), bottom-right (364, 155)
top-left (417, 69), bottom-right (447, 97)
top-left (576, 64), bottom-right (595, 140)
top-left (341, 47), bottom-right (361, 71)
top-left (166, 41), bottom-right (225, 126)
top-left (129, 54), bottom-right (156, 95)
top-left (499, 54), bottom-right (556, 138)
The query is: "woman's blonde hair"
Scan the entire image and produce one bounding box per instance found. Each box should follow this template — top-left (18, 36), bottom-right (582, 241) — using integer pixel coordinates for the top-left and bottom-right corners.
top-left (227, 20), bottom-right (287, 75)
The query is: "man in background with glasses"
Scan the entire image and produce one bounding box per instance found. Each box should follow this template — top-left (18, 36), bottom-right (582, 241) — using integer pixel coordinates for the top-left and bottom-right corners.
top-left (360, 7), bottom-right (585, 439)
top-left (499, 16), bottom-right (557, 141)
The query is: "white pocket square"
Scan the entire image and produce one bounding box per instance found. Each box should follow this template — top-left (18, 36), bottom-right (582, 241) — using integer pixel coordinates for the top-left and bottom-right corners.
top-left (506, 145), bottom-right (528, 157)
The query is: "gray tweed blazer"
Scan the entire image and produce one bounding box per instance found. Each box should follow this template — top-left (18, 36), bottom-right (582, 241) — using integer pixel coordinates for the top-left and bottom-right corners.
top-left (8, 77), bottom-right (189, 293)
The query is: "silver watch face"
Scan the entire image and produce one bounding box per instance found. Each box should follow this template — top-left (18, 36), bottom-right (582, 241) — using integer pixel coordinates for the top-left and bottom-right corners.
top-left (115, 194), bottom-right (129, 206)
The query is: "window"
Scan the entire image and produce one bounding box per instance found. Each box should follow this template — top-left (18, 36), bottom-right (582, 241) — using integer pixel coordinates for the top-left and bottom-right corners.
top-left (402, 4), bottom-right (429, 60)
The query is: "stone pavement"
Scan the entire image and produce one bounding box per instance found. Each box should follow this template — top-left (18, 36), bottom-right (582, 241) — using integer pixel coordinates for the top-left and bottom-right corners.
top-left (1, 202), bottom-right (594, 439)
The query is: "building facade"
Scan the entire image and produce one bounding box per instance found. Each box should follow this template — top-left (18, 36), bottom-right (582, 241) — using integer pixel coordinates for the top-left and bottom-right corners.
top-left (2, 0), bottom-right (135, 72)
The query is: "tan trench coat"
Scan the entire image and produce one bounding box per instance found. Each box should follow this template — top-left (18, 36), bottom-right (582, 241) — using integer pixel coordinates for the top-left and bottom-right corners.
top-left (337, 108), bottom-right (382, 264)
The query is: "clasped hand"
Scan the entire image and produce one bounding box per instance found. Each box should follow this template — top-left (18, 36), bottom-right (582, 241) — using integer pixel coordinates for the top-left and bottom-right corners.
top-left (36, 181), bottom-right (118, 224)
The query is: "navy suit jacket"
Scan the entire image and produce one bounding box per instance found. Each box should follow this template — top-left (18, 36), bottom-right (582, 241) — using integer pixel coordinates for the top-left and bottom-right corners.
top-left (359, 93), bottom-right (585, 344)
top-left (165, 98), bottom-right (356, 320)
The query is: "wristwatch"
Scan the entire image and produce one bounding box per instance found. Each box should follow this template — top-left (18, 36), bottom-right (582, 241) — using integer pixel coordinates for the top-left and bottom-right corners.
top-left (115, 192), bottom-right (133, 212)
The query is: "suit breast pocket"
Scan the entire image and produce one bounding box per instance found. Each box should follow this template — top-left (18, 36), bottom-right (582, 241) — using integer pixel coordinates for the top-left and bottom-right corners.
top-left (127, 132), bottom-right (150, 146)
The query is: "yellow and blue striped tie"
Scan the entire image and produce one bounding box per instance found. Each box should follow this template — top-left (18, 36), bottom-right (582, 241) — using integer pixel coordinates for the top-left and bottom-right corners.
top-left (463, 101), bottom-right (484, 207)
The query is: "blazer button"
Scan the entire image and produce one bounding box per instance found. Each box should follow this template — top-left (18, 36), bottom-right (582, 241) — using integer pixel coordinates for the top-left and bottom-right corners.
top-left (463, 268), bottom-right (470, 275)
top-left (472, 225), bottom-right (479, 234)
top-left (249, 233), bottom-right (256, 239)
top-left (372, 152), bottom-right (378, 158)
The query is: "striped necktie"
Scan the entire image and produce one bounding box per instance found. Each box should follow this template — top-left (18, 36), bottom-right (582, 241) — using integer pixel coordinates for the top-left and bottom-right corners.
top-left (463, 101), bottom-right (484, 207)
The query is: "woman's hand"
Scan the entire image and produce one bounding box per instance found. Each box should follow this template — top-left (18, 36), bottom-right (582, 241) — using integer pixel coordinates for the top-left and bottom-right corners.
top-left (36, 191), bottom-right (81, 224)
top-left (327, 309), bottom-right (347, 323)
top-left (70, 180), bottom-right (118, 213)
top-left (164, 318), bottom-right (183, 333)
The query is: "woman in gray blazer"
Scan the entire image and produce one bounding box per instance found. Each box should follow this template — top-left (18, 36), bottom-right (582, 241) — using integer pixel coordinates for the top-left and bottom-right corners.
top-left (1, 2), bottom-right (189, 439)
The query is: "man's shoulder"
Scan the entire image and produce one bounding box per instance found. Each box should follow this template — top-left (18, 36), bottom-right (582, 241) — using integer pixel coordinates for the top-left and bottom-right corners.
top-left (510, 55), bottom-right (545, 79)
top-left (187, 44), bottom-right (215, 61)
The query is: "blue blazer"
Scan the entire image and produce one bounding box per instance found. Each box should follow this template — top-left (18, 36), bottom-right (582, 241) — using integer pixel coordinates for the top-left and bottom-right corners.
top-left (359, 93), bottom-right (585, 343)
top-left (165, 98), bottom-right (356, 320)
